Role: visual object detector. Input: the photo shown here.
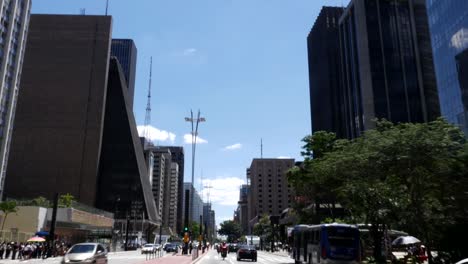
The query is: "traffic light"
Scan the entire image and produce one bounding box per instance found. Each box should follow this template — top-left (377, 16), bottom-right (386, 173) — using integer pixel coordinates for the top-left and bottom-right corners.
top-left (184, 226), bottom-right (189, 232)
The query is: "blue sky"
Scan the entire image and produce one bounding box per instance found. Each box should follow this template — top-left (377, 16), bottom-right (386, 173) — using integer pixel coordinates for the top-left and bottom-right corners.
top-left (32, 0), bottom-right (345, 226)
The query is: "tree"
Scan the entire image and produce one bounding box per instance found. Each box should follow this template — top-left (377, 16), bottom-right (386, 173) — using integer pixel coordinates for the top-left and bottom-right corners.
top-left (253, 215), bottom-right (272, 247)
top-left (58, 193), bottom-right (75, 208)
top-left (289, 119), bottom-right (468, 262)
top-left (218, 220), bottom-right (242, 242)
top-left (190, 221), bottom-right (200, 240)
top-left (0, 200), bottom-right (18, 231)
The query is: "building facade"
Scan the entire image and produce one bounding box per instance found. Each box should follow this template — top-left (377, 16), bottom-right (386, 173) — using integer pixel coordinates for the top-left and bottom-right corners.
top-left (0, 0), bottom-right (31, 198)
top-left (111, 39), bottom-right (137, 109)
top-left (247, 159), bottom-right (294, 232)
top-left (182, 183), bottom-right (203, 225)
top-left (427, 0), bottom-right (468, 134)
top-left (339, 0), bottom-right (440, 138)
top-left (151, 148), bottom-right (171, 221)
top-left (238, 184), bottom-right (249, 234)
top-left (161, 146), bottom-right (184, 233)
top-left (456, 48), bottom-right (468, 117)
top-left (5, 15), bottom-right (159, 228)
top-left (308, 6), bottom-right (345, 137)
top-left (163, 162), bottom-right (178, 232)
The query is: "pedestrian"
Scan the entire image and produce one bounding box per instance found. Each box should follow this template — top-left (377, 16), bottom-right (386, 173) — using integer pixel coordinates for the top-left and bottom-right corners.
top-left (18, 242), bottom-right (24, 260)
top-left (189, 242), bottom-right (193, 254)
top-left (11, 242), bottom-right (17, 260)
top-left (0, 242), bottom-right (5, 259)
top-left (5, 241), bottom-right (11, 259)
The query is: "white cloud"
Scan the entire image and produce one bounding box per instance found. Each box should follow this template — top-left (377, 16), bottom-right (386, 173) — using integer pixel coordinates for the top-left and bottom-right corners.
top-left (137, 125), bottom-right (176, 144)
top-left (183, 134), bottom-right (208, 144)
top-left (202, 177), bottom-right (246, 206)
top-left (182, 48), bottom-right (197, 56)
top-left (277, 156), bottom-right (292, 159)
top-left (223, 143), bottom-right (242, 151)
top-left (450, 28), bottom-right (468, 51)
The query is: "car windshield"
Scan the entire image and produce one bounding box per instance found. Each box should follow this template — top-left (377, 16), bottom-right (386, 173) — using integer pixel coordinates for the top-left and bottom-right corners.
top-left (69, 245), bottom-right (95, 254)
top-left (144, 244), bottom-right (154, 248)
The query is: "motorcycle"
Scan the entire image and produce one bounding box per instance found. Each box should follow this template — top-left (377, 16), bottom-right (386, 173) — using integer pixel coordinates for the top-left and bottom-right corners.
top-left (221, 250), bottom-right (227, 260)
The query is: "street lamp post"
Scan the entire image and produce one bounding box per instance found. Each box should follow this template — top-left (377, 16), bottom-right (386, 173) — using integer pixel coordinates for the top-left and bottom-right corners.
top-left (185, 110), bottom-right (206, 230)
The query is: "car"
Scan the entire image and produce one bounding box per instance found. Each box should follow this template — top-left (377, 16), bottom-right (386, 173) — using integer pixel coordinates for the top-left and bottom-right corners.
top-left (237, 245), bottom-right (257, 262)
top-left (456, 258), bottom-right (468, 264)
top-left (61, 243), bottom-right (108, 264)
top-left (164, 243), bottom-right (178, 253)
top-left (141, 243), bottom-right (157, 254)
top-left (229, 243), bottom-right (238, 253)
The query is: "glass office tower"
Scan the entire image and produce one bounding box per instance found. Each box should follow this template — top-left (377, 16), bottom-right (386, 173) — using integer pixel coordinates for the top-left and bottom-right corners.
top-left (427, 0), bottom-right (468, 134)
top-left (0, 0), bottom-right (31, 198)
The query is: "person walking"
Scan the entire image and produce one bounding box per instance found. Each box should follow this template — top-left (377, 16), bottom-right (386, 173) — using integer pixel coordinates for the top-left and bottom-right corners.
top-left (11, 242), bottom-right (18, 260)
top-left (0, 242), bottom-right (5, 259)
top-left (5, 242), bottom-right (12, 259)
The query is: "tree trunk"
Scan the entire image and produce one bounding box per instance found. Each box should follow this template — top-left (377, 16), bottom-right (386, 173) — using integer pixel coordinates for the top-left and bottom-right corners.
top-left (1, 213), bottom-right (8, 231)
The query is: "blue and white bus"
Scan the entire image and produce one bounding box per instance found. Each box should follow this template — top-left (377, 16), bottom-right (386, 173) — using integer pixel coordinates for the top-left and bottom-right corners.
top-left (291, 223), bottom-right (361, 264)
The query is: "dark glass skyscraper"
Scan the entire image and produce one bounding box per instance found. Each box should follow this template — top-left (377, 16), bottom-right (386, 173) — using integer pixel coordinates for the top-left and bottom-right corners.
top-left (426, 0), bottom-right (468, 134)
top-left (111, 39), bottom-right (137, 109)
top-left (339, 0), bottom-right (440, 138)
top-left (307, 7), bottom-right (345, 138)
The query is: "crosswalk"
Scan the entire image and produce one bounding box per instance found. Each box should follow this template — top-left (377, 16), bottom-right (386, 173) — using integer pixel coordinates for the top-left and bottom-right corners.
top-left (198, 250), bottom-right (294, 264)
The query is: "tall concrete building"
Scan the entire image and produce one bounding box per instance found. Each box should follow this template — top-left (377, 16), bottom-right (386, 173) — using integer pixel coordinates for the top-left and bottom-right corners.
top-left (427, 0), bottom-right (468, 134)
top-left (0, 0), bottom-right (31, 198)
top-left (161, 146), bottom-right (184, 233)
top-left (308, 6), bottom-right (345, 137)
top-left (247, 159), bottom-right (294, 233)
top-left (339, 0), bottom-right (440, 138)
top-left (202, 203), bottom-right (216, 241)
top-left (4, 15), bottom-right (159, 233)
top-left (111, 39), bottom-right (137, 109)
top-left (163, 162), bottom-right (178, 232)
top-left (151, 148), bottom-right (171, 222)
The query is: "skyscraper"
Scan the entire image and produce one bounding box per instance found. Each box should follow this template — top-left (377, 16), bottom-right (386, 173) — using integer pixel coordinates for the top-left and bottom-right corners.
top-left (339, 0), bottom-right (440, 138)
top-left (163, 162), bottom-right (178, 232)
top-left (5, 15), bottom-right (159, 227)
top-left (111, 39), bottom-right (137, 109)
top-left (426, 0), bottom-right (468, 134)
top-left (0, 0), bottom-right (31, 198)
top-left (308, 7), bottom-right (345, 137)
top-left (161, 146), bottom-right (184, 233)
top-left (182, 182), bottom-right (203, 224)
top-left (456, 48), bottom-right (468, 118)
top-left (247, 159), bottom-right (294, 233)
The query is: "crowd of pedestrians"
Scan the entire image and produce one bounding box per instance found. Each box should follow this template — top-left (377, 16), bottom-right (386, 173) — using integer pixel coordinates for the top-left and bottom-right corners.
top-left (0, 241), bottom-right (71, 260)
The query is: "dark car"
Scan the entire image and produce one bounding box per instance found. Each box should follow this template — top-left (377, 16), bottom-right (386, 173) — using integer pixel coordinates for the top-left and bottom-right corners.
top-left (229, 243), bottom-right (238, 253)
top-left (164, 243), bottom-right (178, 253)
top-left (237, 245), bottom-right (257, 262)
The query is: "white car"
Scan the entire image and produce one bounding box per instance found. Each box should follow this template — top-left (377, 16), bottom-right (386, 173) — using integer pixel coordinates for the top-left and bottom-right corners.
top-left (62, 243), bottom-right (107, 264)
top-left (141, 243), bottom-right (156, 254)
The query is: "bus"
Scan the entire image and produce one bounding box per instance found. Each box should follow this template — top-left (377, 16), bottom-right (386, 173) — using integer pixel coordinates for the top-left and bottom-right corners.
top-left (291, 223), bottom-right (360, 264)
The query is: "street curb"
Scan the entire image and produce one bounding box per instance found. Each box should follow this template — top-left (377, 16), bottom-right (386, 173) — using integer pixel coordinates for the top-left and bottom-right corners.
top-left (191, 250), bottom-right (209, 264)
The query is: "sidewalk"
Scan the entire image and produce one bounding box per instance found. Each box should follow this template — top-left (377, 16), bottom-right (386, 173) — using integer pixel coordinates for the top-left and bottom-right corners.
top-left (264, 250), bottom-right (290, 258)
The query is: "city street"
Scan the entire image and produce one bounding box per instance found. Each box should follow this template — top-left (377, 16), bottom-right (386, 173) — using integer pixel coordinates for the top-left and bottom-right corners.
top-left (196, 250), bottom-right (293, 264)
top-left (0, 250), bottom-right (165, 264)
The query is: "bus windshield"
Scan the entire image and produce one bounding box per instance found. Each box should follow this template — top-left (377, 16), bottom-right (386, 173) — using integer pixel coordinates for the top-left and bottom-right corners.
top-left (325, 226), bottom-right (359, 260)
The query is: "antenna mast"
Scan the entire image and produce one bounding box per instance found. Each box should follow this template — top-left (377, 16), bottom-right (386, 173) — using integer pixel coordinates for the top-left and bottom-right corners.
top-left (261, 138), bottom-right (263, 159)
top-left (144, 57), bottom-right (153, 147)
top-left (105, 0), bottom-right (109, 15)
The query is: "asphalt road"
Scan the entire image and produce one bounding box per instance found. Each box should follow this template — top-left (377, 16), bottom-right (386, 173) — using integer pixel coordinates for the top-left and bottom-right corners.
top-left (0, 249), bottom-right (165, 264)
top-left (196, 249), bottom-right (294, 264)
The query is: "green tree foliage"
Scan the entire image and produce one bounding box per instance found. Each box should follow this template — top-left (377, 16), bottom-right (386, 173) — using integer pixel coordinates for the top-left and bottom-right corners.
top-left (0, 200), bottom-right (18, 231)
top-left (218, 220), bottom-right (242, 242)
top-left (253, 214), bottom-right (273, 243)
top-left (58, 193), bottom-right (75, 208)
top-left (289, 119), bottom-right (468, 262)
top-left (190, 221), bottom-right (200, 240)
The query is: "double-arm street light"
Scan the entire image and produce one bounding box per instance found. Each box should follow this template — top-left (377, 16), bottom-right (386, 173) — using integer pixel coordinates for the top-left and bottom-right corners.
top-left (185, 110), bottom-right (206, 228)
